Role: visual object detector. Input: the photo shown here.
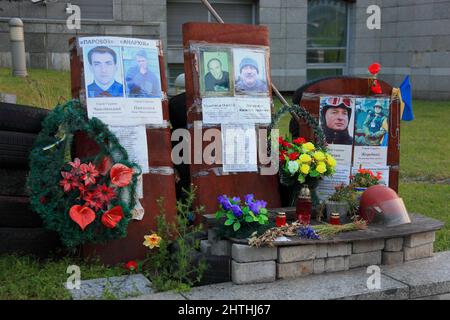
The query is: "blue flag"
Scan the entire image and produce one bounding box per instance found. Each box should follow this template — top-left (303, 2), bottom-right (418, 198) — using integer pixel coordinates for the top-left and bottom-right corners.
top-left (400, 75), bottom-right (414, 121)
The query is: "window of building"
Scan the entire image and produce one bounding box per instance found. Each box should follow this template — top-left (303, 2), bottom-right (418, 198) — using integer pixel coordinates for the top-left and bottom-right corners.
top-left (306, 0), bottom-right (349, 81)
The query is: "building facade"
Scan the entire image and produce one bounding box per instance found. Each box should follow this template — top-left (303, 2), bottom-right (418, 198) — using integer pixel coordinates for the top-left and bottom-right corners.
top-left (0, 0), bottom-right (449, 99)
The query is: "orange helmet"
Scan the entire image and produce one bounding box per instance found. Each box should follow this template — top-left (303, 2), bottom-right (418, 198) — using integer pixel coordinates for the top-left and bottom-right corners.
top-left (359, 185), bottom-right (411, 227)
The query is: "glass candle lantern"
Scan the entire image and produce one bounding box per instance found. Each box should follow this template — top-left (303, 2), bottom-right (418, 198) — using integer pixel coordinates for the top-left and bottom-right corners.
top-left (276, 212), bottom-right (286, 227)
top-left (330, 212), bottom-right (341, 225)
top-left (296, 185), bottom-right (312, 225)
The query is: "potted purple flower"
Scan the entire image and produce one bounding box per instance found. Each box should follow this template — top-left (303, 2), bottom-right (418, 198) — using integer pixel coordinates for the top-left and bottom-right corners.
top-left (215, 194), bottom-right (269, 232)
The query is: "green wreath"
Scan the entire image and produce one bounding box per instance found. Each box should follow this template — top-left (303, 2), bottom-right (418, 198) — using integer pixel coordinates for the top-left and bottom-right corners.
top-left (28, 100), bottom-right (141, 247)
top-left (268, 104), bottom-right (327, 205)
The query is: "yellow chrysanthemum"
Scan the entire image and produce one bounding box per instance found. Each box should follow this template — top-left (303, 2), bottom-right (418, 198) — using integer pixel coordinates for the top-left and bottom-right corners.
top-left (313, 151), bottom-right (325, 161)
top-left (303, 142), bottom-right (315, 152)
top-left (300, 164), bottom-right (310, 175)
top-left (299, 153), bottom-right (312, 163)
top-left (326, 154), bottom-right (337, 167)
top-left (316, 162), bottom-right (327, 174)
top-left (143, 233), bottom-right (161, 249)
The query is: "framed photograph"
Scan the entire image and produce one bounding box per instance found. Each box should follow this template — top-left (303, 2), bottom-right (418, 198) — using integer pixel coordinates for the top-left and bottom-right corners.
top-left (122, 47), bottom-right (162, 98)
top-left (319, 96), bottom-right (355, 146)
top-left (83, 46), bottom-right (125, 98)
top-left (354, 98), bottom-right (390, 147)
top-left (233, 48), bottom-right (269, 96)
top-left (199, 48), bottom-right (233, 97)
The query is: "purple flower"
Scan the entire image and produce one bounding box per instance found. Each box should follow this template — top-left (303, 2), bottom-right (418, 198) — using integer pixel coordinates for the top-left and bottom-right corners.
top-left (231, 197), bottom-right (241, 204)
top-left (249, 200), bottom-right (267, 215)
top-left (217, 195), bottom-right (232, 211)
top-left (298, 226), bottom-right (320, 240)
top-left (231, 204), bottom-right (243, 218)
top-left (244, 194), bottom-right (254, 205)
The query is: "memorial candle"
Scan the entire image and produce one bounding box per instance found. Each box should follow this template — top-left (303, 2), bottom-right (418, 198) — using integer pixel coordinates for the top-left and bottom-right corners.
top-left (296, 185), bottom-right (311, 225)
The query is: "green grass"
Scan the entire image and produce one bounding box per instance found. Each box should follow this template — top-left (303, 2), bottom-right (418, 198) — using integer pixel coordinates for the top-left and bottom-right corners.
top-left (0, 254), bottom-right (127, 300)
top-left (0, 67), bottom-right (71, 109)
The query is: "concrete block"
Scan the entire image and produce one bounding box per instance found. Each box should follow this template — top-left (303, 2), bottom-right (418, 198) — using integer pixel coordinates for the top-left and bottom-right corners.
top-left (316, 244), bottom-right (328, 258)
top-left (382, 251), bottom-right (404, 265)
top-left (404, 232), bottom-right (435, 248)
top-left (211, 240), bottom-right (231, 257)
top-left (349, 251), bottom-right (382, 268)
top-left (404, 243), bottom-right (434, 262)
top-left (384, 238), bottom-right (404, 252)
top-left (325, 256), bottom-right (349, 273)
top-left (232, 260), bottom-right (276, 284)
top-left (276, 260), bottom-right (313, 279)
top-left (278, 245), bottom-right (315, 263)
top-left (352, 239), bottom-right (384, 253)
top-left (232, 244), bottom-right (277, 263)
top-left (327, 243), bottom-right (352, 257)
top-left (200, 240), bottom-right (211, 256)
top-left (313, 259), bottom-right (325, 274)
top-left (208, 228), bottom-right (220, 243)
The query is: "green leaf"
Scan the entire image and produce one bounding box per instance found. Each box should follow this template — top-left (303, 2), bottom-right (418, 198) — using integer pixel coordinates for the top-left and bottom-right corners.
top-left (226, 212), bottom-right (235, 220)
top-left (310, 170), bottom-right (320, 177)
top-left (215, 211), bottom-right (224, 219)
top-left (224, 219), bottom-right (234, 226)
top-left (259, 208), bottom-right (268, 215)
top-left (233, 222), bottom-right (241, 231)
top-left (297, 174), bottom-right (305, 183)
top-left (245, 215), bottom-right (254, 223)
top-left (242, 207), bottom-right (250, 215)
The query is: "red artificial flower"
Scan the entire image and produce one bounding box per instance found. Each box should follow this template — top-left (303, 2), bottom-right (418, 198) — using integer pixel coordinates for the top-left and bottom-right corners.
top-left (69, 158), bottom-right (82, 175)
top-left (282, 141), bottom-right (292, 148)
top-left (371, 79), bottom-right (382, 94)
top-left (278, 137), bottom-right (284, 145)
top-left (279, 150), bottom-right (287, 163)
top-left (124, 260), bottom-right (138, 272)
top-left (83, 191), bottom-right (104, 211)
top-left (94, 184), bottom-right (116, 203)
top-left (289, 152), bottom-right (299, 161)
top-left (293, 137), bottom-right (306, 145)
top-left (77, 183), bottom-right (87, 197)
top-left (60, 171), bottom-right (78, 192)
top-left (80, 162), bottom-right (99, 186)
top-left (110, 164), bottom-right (133, 187)
top-left (69, 205), bottom-right (96, 231)
top-left (97, 156), bottom-right (113, 176)
top-left (368, 62), bottom-right (380, 75)
top-left (101, 206), bottom-right (124, 229)
top-left (376, 172), bottom-right (382, 180)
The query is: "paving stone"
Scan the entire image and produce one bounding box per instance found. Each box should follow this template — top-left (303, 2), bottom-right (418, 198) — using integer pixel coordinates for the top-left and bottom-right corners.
top-left (385, 238), bottom-right (404, 252)
top-left (211, 240), bottom-right (231, 256)
top-left (327, 243), bottom-right (351, 257)
top-left (200, 240), bottom-right (211, 255)
top-left (182, 268), bottom-right (409, 300)
top-left (382, 251), bottom-right (404, 265)
top-left (232, 244), bottom-right (277, 263)
top-left (404, 243), bottom-right (433, 261)
top-left (404, 231), bottom-right (435, 248)
top-left (350, 251), bottom-right (382, 268)
top-left (232, 261), bottom-right (276, 284)
top-left (65, 274), bottom-right (153, 300)
top-left (128, 291), bottom-right (186, 300)
top-left (325, 256), bottom-right (349, 273)
top-left (352, 239), bottom-right (385, 253)
top-left (278, 245), bottom-right (315, 263)
top-left (313, 259), bottom-right (325, 274)
top-left (382, 251), bottom-right (450, 299)
top-left (277, 260), bottom-right (313, 279)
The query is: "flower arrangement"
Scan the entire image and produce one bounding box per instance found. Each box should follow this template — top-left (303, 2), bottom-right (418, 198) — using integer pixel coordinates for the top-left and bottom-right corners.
top-left (351, 168), bottom-right (382, 188)
top-left (59, 157), bottom-right (134, 231)
top-left (298, 225), bottom-right (320, 240)
top-left (368, 62), bottom-right (382, 94)
top-left (279, 136), bottom-right (337, 185)
top-left (215, 194), bottom-right (269, 232)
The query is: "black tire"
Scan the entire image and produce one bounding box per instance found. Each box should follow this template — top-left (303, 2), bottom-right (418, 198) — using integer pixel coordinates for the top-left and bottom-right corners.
top-left (0, 195), bottom-right (43, 228)
top-left (0, 130), bottom-right (37, 168)
top-left (0, 102), bottom-right (49, 133)
top-left (0, 227), bottom-right (61, 258)
top-left (0, 167), bottom-right (29, 196)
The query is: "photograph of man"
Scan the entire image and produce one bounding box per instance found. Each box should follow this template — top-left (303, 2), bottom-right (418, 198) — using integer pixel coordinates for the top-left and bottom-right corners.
top-left (235, 56), bottom-right (268, 94)
top-left (320, 97), bottom-right (354, 145)
top-left (124, 49), bottom-right (161, 98)
top-left (355, 101), bottom-right (389, 146)
top-left (86, 46), bottom-right (124, 98)
top-left (204, 58), bottom-right (230, 92)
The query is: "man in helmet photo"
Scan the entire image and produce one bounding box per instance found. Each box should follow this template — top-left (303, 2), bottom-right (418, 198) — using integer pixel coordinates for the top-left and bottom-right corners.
top-left (355, 104), bottom-right (388, 146)
top-left (320, 97), bottom-right (354, 145)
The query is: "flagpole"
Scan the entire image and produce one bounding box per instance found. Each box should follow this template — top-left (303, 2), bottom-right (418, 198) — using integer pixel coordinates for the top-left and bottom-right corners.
top-left (199, 0), bottom-right (300, 123)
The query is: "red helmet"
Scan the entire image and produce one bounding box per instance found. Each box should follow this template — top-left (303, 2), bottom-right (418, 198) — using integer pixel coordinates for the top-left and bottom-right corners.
top-left (359, 185), bottom-right (411, 227)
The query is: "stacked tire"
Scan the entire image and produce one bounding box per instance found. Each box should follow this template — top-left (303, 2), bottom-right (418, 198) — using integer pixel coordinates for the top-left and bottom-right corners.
top-left (0, 102), bottom-right (61, 257)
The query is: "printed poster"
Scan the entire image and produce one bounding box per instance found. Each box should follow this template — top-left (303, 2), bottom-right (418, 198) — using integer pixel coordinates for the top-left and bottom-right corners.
top-left (221, 124), bottom-right (258, 172)
top-left (79, 36), bottom-right (164, 125)
top-left (353, 98), bottom-right (390, 166)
